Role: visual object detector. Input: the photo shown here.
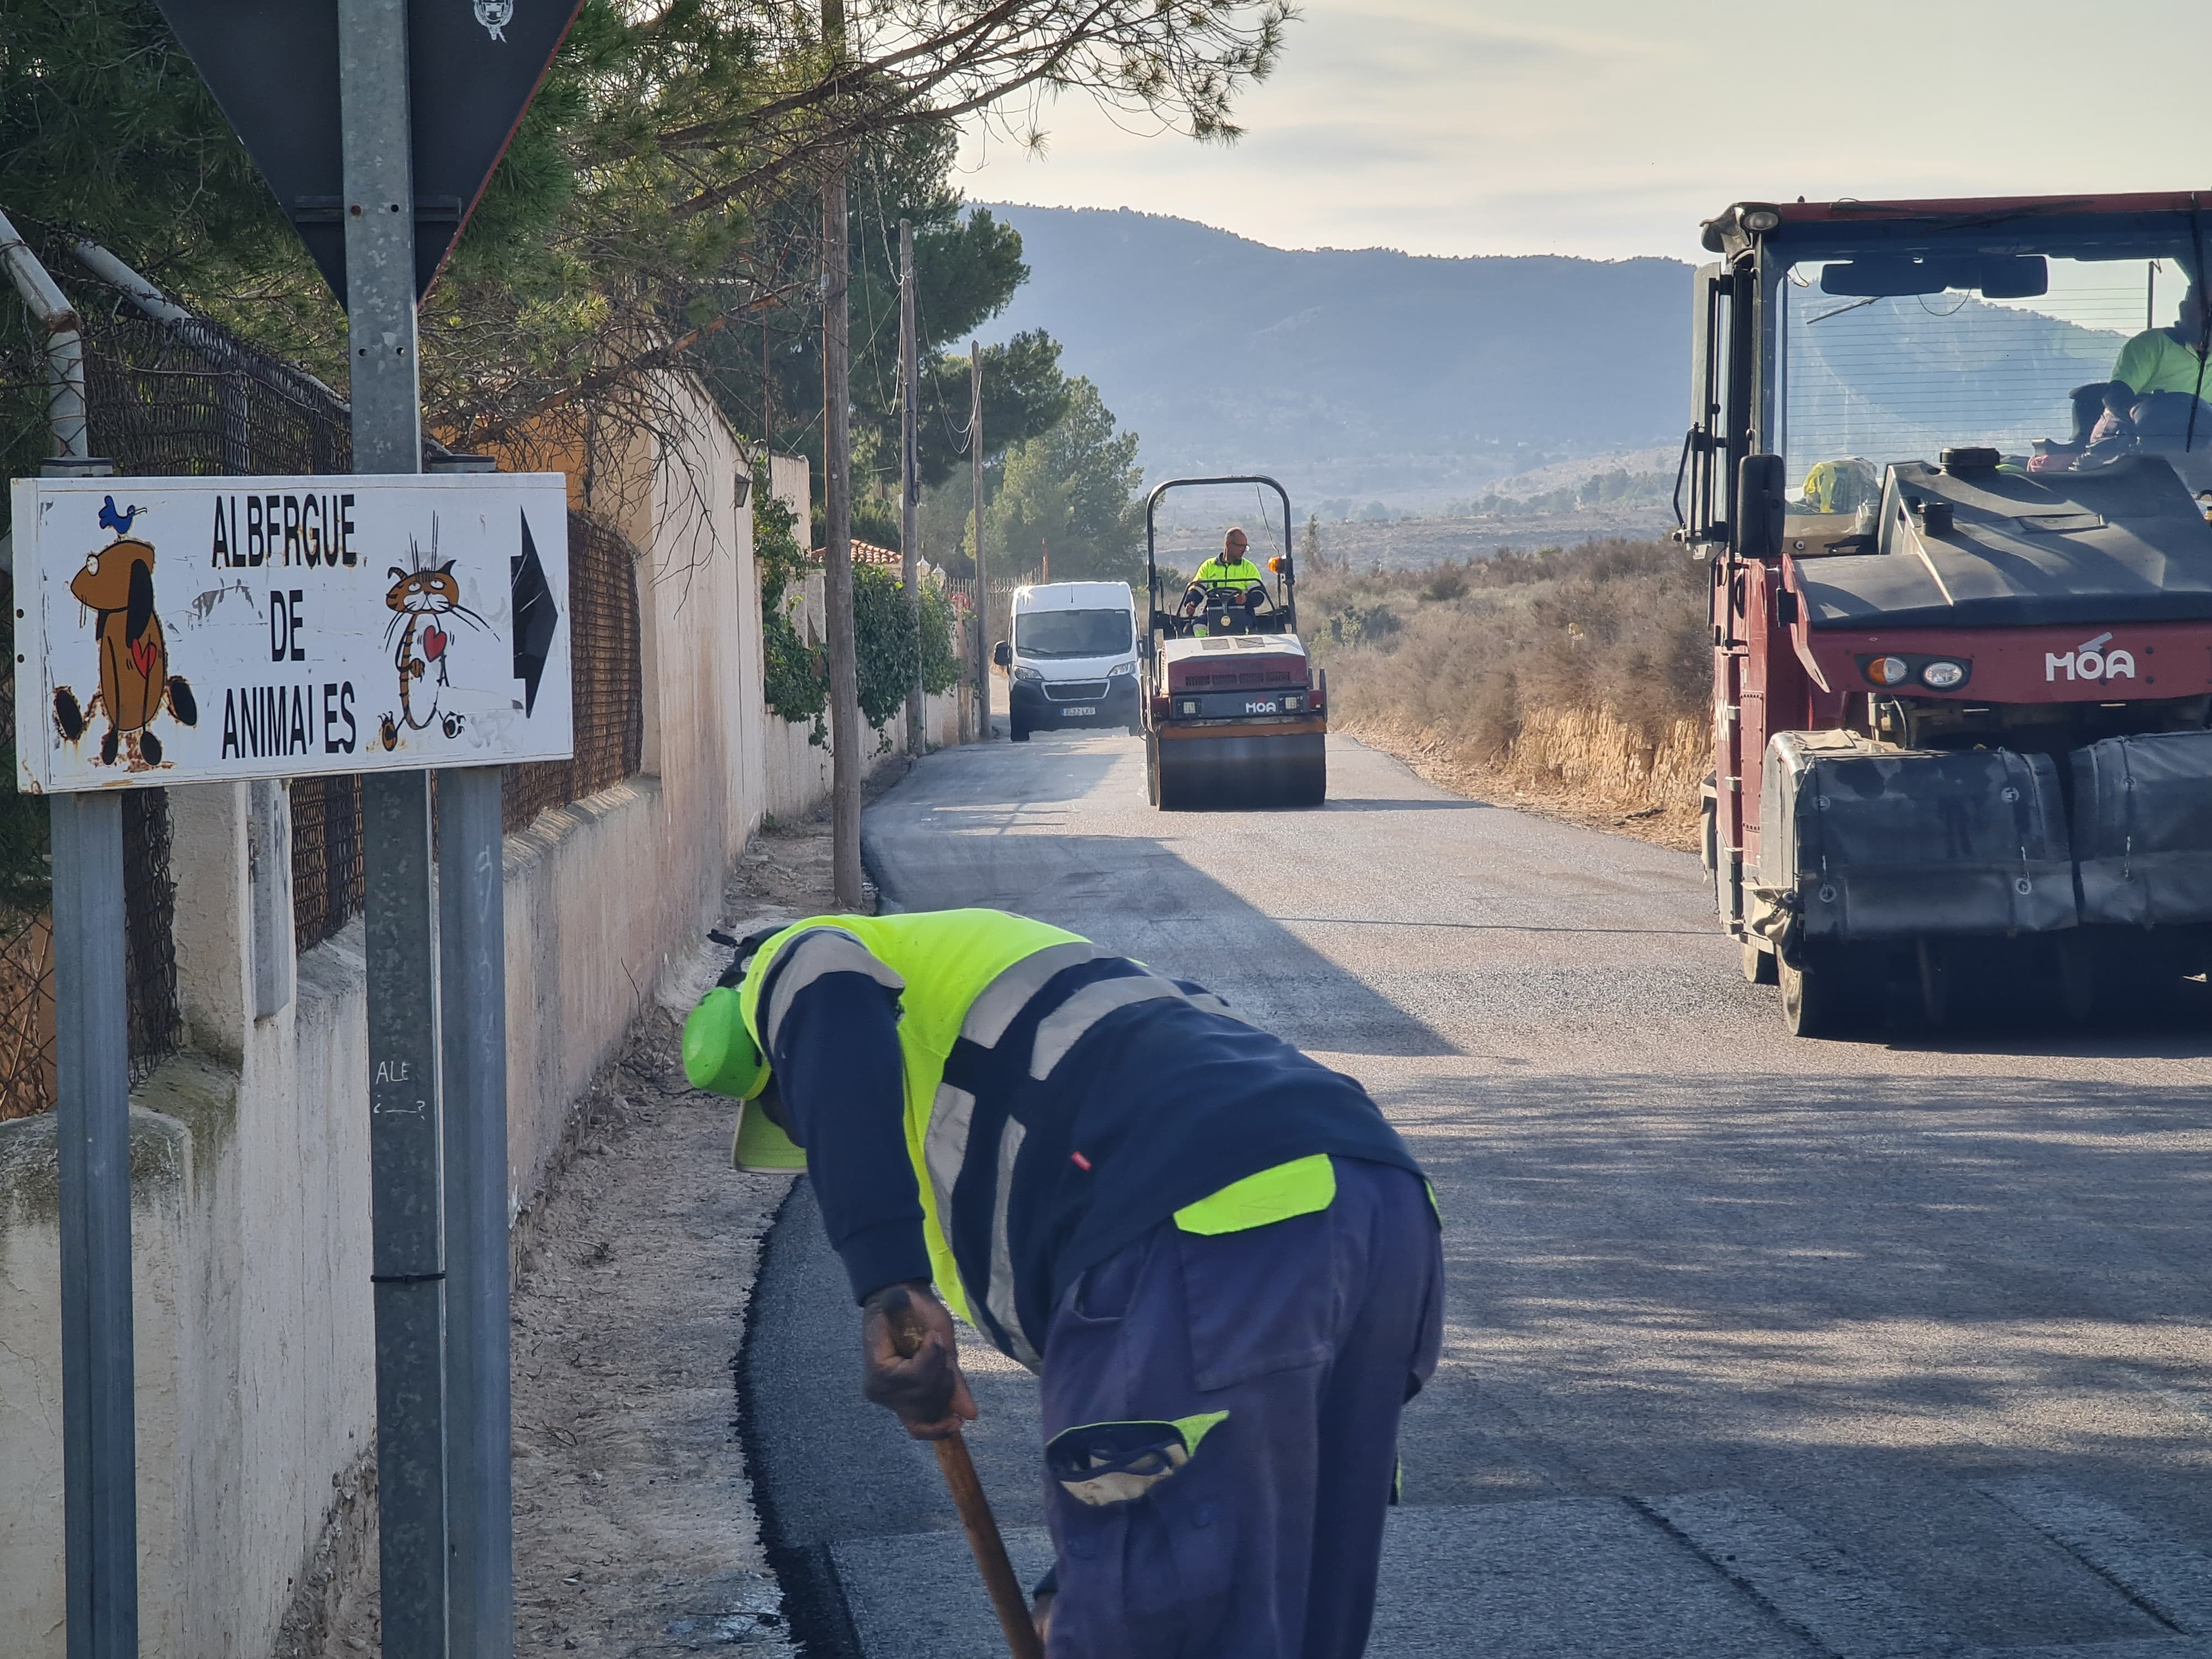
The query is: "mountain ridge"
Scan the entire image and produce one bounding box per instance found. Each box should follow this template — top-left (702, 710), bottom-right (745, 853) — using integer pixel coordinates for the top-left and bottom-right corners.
top-left (974, 204), bottom-right (1694, 512)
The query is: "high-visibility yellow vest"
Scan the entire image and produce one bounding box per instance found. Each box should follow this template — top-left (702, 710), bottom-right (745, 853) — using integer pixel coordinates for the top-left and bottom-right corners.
top-left (1194, 555), bottom-right (1263, 588)
top-left (738, 908), bottom-right (1082, 1321)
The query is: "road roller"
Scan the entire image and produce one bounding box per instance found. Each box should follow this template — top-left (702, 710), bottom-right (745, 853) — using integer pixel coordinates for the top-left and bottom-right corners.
top-left (1141, 475), bottom-right (1328, 810)
top-left (1691, 189), bottom-right (2212, 1036)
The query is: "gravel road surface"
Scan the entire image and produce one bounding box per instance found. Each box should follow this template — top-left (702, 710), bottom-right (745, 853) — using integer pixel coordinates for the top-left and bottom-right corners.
top-left (743, 731), bottom-right (2212, 1659)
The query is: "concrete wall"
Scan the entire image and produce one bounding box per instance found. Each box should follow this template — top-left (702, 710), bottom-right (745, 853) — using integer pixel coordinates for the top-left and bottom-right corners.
top-left (0, 371), bottom-right (775, 1657)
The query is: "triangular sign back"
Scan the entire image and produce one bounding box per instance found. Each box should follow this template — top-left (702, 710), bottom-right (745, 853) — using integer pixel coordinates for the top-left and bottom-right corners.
top-left (152, 0), bottom-right (587, 306)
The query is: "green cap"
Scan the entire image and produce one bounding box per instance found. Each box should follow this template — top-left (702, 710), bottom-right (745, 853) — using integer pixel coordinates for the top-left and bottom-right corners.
top-left (682, 987), bottom-right (767, 1100)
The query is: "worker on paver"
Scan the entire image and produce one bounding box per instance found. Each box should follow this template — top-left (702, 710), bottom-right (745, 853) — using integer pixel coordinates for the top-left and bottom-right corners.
top-left (2090, 280), bottom-right (2212, 452)
top-left (1181, 526), bottom-right (1269, 617)
top-left (684, 908), bottom-right (1442, 1658)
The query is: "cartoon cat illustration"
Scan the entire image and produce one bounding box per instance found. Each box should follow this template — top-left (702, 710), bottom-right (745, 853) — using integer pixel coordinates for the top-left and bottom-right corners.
top-left (52, 512), bottom-right (199, 769)
top-left (377, 517), bottom-right (485, 750)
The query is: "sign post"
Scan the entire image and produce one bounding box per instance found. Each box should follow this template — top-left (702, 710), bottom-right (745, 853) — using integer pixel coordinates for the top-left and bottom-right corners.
top-left (48, 455), bottom-right (139, 1659)
top-left (12, 467), bottom-right (570, 1659)
top-left (82, 4), bottom-right (587, 1652)
top-left (333, 3), bottom-right (455, 1649)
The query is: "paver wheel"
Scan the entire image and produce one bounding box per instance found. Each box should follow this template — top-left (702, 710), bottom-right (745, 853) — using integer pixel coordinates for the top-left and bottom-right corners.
top-left (1779, 951), bottom-right (1867, 1039)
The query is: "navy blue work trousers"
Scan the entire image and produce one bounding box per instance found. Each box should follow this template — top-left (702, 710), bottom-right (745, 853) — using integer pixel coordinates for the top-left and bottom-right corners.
top-left (1037, 1157), bottom-right (1444, 1658)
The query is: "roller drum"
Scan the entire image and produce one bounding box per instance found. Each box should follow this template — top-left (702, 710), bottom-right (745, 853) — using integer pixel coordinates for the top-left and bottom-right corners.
top-left (1154, 730), bottom-right (1326, 810)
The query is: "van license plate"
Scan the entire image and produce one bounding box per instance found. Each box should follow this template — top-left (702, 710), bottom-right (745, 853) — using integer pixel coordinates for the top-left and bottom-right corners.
top-left (1061, 706), bottom-right (1095, 717)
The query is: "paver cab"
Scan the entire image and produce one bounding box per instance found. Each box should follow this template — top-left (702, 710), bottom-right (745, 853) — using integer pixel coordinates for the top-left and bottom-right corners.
top-left (1688, 191), bottom-right (2212, 1035)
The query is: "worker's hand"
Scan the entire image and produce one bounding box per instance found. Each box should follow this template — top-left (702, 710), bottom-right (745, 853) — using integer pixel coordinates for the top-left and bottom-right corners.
top-left (860, 1280), bottom-right (977, 1441)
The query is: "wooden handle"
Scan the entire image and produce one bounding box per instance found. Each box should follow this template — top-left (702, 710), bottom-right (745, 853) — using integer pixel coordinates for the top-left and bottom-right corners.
top-left (933, 1430), bottom-right (1045, 1659)
top-left (883, 1290), bottom-right (1044, 1659)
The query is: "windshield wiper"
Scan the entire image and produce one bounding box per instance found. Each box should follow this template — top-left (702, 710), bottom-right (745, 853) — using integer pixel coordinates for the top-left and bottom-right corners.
top-left (1807, 295), bottom-right (1882, 325)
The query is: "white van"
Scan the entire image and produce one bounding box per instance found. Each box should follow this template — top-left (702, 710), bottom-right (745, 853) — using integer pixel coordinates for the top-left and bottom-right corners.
top-left (993, 581), bottom-right (1141, 742)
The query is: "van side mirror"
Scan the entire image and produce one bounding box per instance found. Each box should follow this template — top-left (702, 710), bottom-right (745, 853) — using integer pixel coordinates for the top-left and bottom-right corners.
top-left (1737, 453), bottom-right (1787, 560)
top-left (992, 640), bottom-right (1010, 669)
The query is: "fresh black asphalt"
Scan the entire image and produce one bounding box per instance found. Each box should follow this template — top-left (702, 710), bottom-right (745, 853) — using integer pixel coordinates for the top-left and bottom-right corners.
top-left (739, 733), bottom-right (2212, 1658)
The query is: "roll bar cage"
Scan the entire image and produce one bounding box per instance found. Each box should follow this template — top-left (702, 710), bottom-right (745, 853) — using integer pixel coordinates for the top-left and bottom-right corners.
top-left (1144, 474), bottom-right (1298, 641)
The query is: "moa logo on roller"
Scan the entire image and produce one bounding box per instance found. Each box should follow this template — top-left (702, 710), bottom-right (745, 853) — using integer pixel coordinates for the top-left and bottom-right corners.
top-left (2046, 632), bottom-right (2136, 684)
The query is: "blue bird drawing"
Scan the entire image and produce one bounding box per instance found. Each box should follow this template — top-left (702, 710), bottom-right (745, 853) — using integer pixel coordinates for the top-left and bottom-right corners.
top-left (97, 495), bottom-right (145, 537)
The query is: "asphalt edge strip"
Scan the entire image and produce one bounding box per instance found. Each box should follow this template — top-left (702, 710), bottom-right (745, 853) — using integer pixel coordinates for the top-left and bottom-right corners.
top-left (736, 1177), bottom-right (867, 1659)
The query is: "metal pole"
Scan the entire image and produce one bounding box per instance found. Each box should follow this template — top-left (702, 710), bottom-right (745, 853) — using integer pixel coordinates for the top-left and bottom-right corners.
top-left (970, 342), bottom-right (988, 739)
top-left (22, 237), bottom-right (137, 1657)
top-left (362, 775), bottom-right (450, 1659)
top-left (338, 1), bottom-right (451, 1653)
top-left (823, 169), bottom-right (863, 907)
top-left (53, 789), bottom-right (137, 1659)
top-left (900, 219), bottom-right (922, 756)
top-left (0, 210), bottom-right (87, 462)
top-left (439, 766), bottom-right (512, 1659)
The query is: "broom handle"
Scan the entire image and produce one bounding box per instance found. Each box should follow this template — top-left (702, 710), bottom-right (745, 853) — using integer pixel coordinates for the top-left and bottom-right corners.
top-left (932, 1429), bottom-right (1046, 1659)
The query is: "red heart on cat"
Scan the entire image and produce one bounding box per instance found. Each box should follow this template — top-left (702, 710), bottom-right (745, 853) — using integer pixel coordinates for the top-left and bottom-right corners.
top-left (130, 639), bottom-right (157, 678)
top-left (422, 623), bottom-right (448, 661)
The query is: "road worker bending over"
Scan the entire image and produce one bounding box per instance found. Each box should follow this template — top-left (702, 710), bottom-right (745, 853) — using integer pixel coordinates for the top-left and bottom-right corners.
top-left (685, 907), bottom-right (1442, 1658)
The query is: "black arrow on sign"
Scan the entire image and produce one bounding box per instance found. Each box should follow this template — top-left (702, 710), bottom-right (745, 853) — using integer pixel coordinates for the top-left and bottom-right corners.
top-left (510, 510), bottom-right (560, 717)
top-left (152, 0), bottom-right (587, 305)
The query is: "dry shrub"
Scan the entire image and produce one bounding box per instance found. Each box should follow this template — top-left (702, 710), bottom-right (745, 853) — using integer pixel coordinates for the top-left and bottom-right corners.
top-left (1307, 538), bottom-right (1709, 835)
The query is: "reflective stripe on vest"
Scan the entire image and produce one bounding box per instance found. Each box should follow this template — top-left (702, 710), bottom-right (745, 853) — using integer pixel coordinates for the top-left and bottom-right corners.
top-left (759, 928), bottom-right (904, 1052)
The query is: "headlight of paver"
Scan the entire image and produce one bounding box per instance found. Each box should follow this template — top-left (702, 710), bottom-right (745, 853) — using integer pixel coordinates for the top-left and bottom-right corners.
top-left (1919, 659), bottom-right (1966, 690)
top-left (1865, 656), bottom-right (1911, 687)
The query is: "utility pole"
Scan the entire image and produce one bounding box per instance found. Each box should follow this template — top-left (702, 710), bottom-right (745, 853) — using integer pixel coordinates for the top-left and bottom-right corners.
top-left (970, 341), bottom-right (988, 740)
top-left (900, 219), bottom-right (923, 756)
top-left (821, 0), bottom-right (863, 906)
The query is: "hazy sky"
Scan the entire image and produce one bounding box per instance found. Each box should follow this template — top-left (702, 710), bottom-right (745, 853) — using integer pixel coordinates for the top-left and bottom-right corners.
top-left (957, 0), bottom-right (2212, 264)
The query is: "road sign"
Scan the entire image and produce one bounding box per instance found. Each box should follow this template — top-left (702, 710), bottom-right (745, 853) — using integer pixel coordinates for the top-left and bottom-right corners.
top-left (12, 473), bottom-right (571, 791)
top-left (150, 0), bottom-right (588, 304)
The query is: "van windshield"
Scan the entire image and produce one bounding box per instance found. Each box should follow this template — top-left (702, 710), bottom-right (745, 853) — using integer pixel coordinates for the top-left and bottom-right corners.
top-left (1016, 608), bottom-right (1133, 660)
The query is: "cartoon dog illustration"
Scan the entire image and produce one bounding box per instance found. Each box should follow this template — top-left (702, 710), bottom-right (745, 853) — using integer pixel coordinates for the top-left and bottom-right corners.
top-left (377, 517), bottom-right (485, 750)
top-left (52, 508), bottom-right (199, 768)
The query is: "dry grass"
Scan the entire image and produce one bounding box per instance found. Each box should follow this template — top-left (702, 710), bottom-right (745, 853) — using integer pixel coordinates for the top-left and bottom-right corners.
top-left (1303, 539), bottom-right (1709, 850)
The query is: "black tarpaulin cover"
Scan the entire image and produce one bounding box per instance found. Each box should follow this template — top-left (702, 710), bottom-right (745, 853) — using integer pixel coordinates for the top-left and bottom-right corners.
top-left (2072, 728), bottom-right (2212, 926)
top-left (1759, 731), bottom-right (2077, 941)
